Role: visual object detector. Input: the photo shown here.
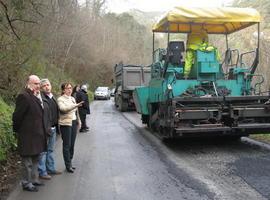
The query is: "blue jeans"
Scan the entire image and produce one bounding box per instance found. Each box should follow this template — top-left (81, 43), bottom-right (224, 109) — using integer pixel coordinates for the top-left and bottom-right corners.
top-left (38, 127), bottom-right (57, 176)
top-left (46, 127), bottom-right (56, 173)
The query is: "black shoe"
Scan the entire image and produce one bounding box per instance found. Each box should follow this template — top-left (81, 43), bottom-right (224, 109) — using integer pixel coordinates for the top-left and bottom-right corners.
top-left (33, 182), bottom-right (45, 186)
top-left (85, 127), bottom-right (89, 130)
top-left (79, 129), bottom-right (88, 133)
top-left (71, 166), bottom-right (76, 170)
top-left (66, 168), bottom-right (74, 173)
top-left (48, 170), bottom-right (62, 175)
top-left (23, 186), bottom-right (38, 192)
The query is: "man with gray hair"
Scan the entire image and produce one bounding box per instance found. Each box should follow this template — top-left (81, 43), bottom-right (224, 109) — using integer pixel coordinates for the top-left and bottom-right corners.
top-left (13, 75), bottom-right (47, 192)
top-left (38, 78), bottom-right (62, 179)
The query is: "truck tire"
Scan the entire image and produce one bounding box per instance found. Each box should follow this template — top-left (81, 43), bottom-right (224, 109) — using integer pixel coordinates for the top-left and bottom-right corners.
top-left (119, 97), bottom-right (128, 112)
top-left (142, 115), bottom-right (149, 125)
top-left (148, 103), bottom-right (159, 130)
top-left (115, 94), bottom-right (119, 107)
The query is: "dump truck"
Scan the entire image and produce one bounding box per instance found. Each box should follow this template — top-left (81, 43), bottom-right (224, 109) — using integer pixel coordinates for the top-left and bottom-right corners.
top-left (114, 63), bottom-right (150, 111)
top-left (133, 6), bottom-right (270, 139)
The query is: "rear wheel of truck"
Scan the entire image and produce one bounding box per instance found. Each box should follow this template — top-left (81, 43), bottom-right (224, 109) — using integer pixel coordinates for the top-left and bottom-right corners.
top-left (142, 115), bottom-right (149, 125)
top-left (119, 97), bottom-right (128, 112)
top-left (148, 103), bottom-right (159, 131)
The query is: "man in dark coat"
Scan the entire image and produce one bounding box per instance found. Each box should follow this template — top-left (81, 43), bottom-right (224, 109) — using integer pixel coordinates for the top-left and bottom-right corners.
top-left (12, 75), bottom-right (47, 192)
top-left (76, 84), bottom-right (90, 132)
top-left (38, 78), bottom-right (62, 179)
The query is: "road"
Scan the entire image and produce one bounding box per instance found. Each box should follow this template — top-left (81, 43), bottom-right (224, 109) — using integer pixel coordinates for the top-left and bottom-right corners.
top-left (7, 99), bottom-right (270, 200)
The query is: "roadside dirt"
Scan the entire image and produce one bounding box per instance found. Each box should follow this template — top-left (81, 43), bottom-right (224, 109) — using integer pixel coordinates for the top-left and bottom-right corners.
top-left (0, 152), bottom-right (22, 200)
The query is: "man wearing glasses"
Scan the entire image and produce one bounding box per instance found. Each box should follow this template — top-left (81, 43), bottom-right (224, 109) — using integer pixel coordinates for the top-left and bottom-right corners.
top-left (13, 75), bottom-right (47, 192)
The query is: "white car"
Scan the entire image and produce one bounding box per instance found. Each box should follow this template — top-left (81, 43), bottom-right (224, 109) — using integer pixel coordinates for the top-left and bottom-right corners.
top-left (94, 87), bottom-right (110, 100)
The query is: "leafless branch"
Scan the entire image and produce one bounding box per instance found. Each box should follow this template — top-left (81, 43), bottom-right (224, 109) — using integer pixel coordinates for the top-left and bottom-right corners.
top-left (10, 18), bottom-right (38, 24)
top-left (61, 31), bottom-right (76, 72)
top-left (15, 56), bottom-right (32, 67)
top-left (0, 0), bottom-right (21, 40)
top-left (0, 25), bottom-right (11, 36)
top-left (29, 0), bottom-right (45, 18)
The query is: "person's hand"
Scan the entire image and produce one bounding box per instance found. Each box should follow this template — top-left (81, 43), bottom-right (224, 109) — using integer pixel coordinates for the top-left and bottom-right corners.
top-left (77, 120), bottom-right (81, 130)
top-left (77, 101), bottom-right (84, 107)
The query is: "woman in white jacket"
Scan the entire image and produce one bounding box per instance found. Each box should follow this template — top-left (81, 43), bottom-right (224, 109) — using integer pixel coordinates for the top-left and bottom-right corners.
top-left (57, 83), bottom-right (83, 173)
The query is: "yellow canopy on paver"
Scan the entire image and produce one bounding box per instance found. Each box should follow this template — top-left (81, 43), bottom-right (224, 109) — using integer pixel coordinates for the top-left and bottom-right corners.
top-left (152, 6), bottom-right (260, 34)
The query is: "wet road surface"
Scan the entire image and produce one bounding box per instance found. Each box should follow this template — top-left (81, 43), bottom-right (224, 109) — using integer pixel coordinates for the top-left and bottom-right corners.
top-left (7, 99), bottom-right (270, 200)
top-left (124, 112), bottom-right (270, 200)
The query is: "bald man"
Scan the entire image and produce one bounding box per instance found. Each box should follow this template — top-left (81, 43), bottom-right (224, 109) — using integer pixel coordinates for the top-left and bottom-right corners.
top-left (13, 75), bottom-right (47, 192)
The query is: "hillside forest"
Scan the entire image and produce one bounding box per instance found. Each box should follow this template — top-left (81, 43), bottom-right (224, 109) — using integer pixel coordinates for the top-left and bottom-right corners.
top-left (0, 0), bottom-right (270, 161)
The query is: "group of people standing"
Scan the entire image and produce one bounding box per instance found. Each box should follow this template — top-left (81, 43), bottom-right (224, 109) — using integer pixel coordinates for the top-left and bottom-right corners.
top-left (12, 75), bottom-right (90, 192)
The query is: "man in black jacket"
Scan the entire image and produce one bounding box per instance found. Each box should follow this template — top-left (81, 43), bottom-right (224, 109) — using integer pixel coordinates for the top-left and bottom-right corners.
top-left (38, 79), bottom-right (62, 179)
top-left (76, 85), bottom-right (90, 132)
top-left (13, 75), bottom-right (47, 192)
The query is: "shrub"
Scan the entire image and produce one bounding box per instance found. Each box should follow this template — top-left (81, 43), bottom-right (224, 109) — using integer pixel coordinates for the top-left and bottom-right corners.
top-left (88, 90), bottom-right (94, 102)
top-left (0, 98), bottom-right (17, 161)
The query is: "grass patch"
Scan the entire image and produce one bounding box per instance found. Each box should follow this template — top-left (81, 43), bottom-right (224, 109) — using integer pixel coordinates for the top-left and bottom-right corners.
top-left (250, 134), bottom-right (270, 144)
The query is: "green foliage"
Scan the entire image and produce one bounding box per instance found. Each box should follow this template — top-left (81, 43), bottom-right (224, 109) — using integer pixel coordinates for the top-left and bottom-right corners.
top-left (0, 1), bottom-right (153, 161)
top-left (228, 0), bottom-right (270, 90)
top-left (0, 97), bottom-right (16, 161)
top-left (0, 0), bottom-right (153, 103)
top-left (88, 91), bottom-right (94, 102)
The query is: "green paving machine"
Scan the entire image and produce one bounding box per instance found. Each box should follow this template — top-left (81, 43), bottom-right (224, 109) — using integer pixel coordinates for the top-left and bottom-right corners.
top-left (133, 6), bottom-right (270, 139)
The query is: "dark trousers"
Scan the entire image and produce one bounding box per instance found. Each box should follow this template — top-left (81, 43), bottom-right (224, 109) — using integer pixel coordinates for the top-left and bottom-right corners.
top-left (21, 155), bottom-right (39, 186)
top-left (60, 120), bottom-right (77, 169)
top-left (79, 111), bottom-right (87, 129)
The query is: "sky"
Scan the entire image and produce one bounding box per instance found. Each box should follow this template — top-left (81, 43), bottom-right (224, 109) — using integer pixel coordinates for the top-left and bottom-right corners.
top-left (106, 0), bottom-right (234, 13)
